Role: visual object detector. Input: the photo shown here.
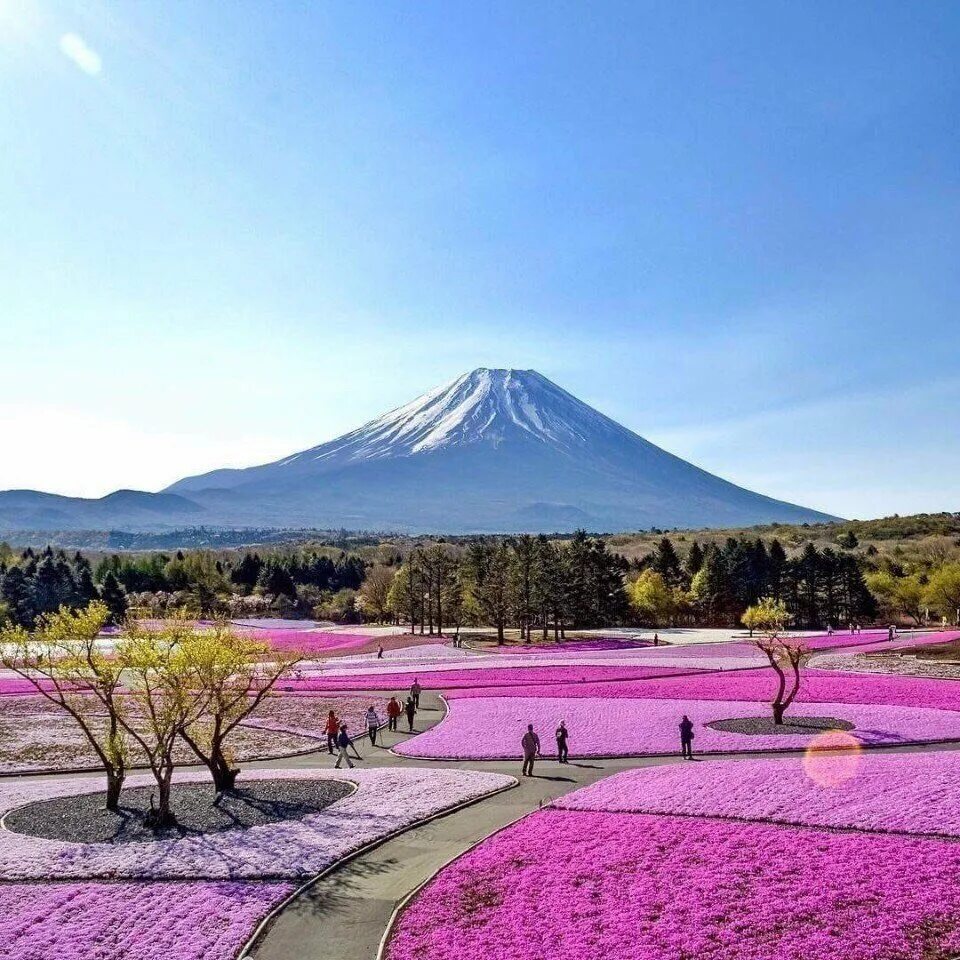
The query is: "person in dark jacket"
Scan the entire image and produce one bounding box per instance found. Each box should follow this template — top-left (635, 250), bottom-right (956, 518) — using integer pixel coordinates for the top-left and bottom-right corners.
top-left (521, 724), bottom-right (541, 777)
top-left (555, 720), bottom-right (569, 763)
top-left (405, 695), bottom-right (417, 732)
top-left (679, 715), bottom-right (695, 760)
top-left (335, 724), bottom-right (355, 769)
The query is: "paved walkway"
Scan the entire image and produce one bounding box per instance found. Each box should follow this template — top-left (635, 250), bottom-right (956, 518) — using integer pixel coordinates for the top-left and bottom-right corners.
top-left (240, 691), bottom-right (960, 960)
top-left (242, 692), bottom-right (670, 960)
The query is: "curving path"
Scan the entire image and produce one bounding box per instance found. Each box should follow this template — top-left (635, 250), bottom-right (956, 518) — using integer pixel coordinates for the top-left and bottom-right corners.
top-left (238, 690), bottom-right (960, 960)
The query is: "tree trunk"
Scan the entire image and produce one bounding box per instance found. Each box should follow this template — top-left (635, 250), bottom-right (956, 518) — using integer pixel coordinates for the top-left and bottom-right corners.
top-left (772, 702), bottom-right (785, 725)
top-left (497, 621), bottom-right (504, 645)
top-left (105, 768), bottom-right (125, 811)
top-left (148, 769), bottom-right (175, 828)
top-left (211, 756), bottom-right (239, 792)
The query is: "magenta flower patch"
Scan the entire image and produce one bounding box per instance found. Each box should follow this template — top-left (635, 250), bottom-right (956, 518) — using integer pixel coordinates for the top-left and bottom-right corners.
top-left (0, 879), bottom-right (292, 960)
top-left (555, 752), bottom-right (960, 837)
top-left (391, 695), bottom-right (960, 758)
top-left (386, 809), bottom-right (960, 960)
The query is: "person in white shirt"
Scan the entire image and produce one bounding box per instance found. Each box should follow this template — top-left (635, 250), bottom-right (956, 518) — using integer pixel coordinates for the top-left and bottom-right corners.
top-left (364, 705), bottom-right (381, 746)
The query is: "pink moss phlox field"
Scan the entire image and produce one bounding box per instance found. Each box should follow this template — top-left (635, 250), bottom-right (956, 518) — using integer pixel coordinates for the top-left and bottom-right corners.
top-left (487, 638), bottom-right (651, 653)
top-left (446, 666), bottom-right (960, 707)
top-left (0, 879), bottom-right (292, 960)
top-left (0, 767), bottom-right (513, 881)
top-left (276, 664), bottom-right (703, 693)
top-left (386, 809), bottom-right (960, 960)
top-left (239, 693), bottom-right (372, 739)
top-left (238, 628), bottom-right (375, 653)
top-left (554, 753), bottom-right (960, 838)
top-left (392, 695), bottom-right (960, 758)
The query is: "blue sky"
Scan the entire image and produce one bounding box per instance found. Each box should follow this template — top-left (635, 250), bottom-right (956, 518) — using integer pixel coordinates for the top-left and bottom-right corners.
top-left (0, 1), bottom-right (958, 519)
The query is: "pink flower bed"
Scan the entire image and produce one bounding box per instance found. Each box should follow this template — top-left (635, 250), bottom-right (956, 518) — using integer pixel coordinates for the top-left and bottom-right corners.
top-left (276, 664), bottom-right (704, 693)
top-left (239, 628), bottom-right (376, 654)
top-left (0, 767), bottom-right (513, 880)
top-left (0, 879), bottom-right (291, 960)
top-left (446, 666), bottom-right (960, 709)
top-left (238, 693), bottom-right (372, 739)
top-left (555, 752), bottom-right (960, 838)
top-left (485, 638), bottom-right (651, 653)
top-left (386, 808), bottom-right (960, 960)
top-left (392, 695), bottom-right (960, 759)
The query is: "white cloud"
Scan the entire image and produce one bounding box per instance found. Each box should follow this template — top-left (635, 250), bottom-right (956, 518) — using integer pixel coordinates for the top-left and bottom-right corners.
top-left (59, 32), bottom-right (101, 76)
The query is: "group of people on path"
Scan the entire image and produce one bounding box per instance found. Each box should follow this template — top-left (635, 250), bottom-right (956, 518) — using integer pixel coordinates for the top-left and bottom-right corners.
top-left (323, 678), bottom-right (424, 769)
top-left (520, 714), bottom-right (697, 775)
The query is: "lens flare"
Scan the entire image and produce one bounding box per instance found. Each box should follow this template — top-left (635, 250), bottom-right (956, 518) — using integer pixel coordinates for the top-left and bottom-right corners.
top-left (802, 730), bottom-right (862, 787)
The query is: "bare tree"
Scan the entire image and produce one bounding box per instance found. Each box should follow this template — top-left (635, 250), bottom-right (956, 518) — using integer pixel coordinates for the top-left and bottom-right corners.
top-left (747, 598), bottom-right (808, 725)
top-left (115, 620), bottom-right (209, 826)
top-left (1, 603), bottom-right (128, 809)
top-left (179, 624), bottom-right (301, 792)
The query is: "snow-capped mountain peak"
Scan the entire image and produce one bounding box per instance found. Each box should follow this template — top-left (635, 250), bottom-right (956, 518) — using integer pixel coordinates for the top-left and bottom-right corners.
top-left (280, 368), bottom-right (631, 467)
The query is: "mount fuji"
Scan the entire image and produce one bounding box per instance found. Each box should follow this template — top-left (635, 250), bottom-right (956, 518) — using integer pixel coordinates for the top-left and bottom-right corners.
top-left (0, 369), bottom-right (837, 534)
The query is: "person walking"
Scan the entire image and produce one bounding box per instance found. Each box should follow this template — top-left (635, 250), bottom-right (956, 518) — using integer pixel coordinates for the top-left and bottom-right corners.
top-left (387, 696), bottom-right (402, 732)
top-left (521, 724), bottom-right (541, 777)
top-left (405, 695), bottom-right (417, 732)
top-left (555, 720), bottom-right (569, 764)
top-left (364, 705), bottom-right (381, 746)
top-left (679, 714), bottom-right (695, 760)
top-left (410, 678), bottom-right (422, 709)
top-left (324, 710), bottom-right (340, 755)
top-left (334, 723), bottom-right (356, 769)
top-left (652, 632), bottom-right (660, 647)
top-left (377, 645), bottom-right (384, 659)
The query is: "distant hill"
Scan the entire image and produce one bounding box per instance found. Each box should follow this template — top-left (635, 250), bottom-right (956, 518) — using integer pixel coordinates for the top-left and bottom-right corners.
top-left (1, 368), bottom-right (838, 534)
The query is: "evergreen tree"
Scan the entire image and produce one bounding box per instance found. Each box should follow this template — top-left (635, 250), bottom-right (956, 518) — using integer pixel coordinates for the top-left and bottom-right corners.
top-left (231, 553), bottom-right (264, 591)
top-left (99, 572), bottom-right (128, 625)
top-left (0, 567), bottom-right (36, 627)
top-left (684, 541), bottom-right (705, 580)
top-left (652, 538), bottom-right (683, 586)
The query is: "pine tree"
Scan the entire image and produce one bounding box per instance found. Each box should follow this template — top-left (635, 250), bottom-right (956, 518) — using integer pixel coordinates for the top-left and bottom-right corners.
top-left (684, 541), bottom-right (705, 580)
top-left (0, 567), bottom-right (36, 627)
top-left (652, 538), bottom-right (683, 586)
top-left (99, 572), bottom-right (128, 625)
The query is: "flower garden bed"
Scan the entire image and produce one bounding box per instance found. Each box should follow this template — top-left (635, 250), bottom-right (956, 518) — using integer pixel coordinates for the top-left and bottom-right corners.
top-left (444, 666), bottom-right (960, 710)
top-left (554, 752), bottom-right (960, 838)
top-left (276, 664), bottom-right (705, 694)
top-left (392, 695), bottom-right (960, 758)
top-left (0, 766), bottom-right (514, 880)
top-left (386, 807), bottom-right (960, 960)
top-left (0, 693), bottom-right (373, 774)
top-left (0, 879), bottom-right (294, 960)
top-left (0, 765), bottom-right (513, 959)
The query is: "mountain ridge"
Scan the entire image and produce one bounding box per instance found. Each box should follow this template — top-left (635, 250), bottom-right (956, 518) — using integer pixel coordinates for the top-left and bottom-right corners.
top-left (0, 368), bottom-right (840, 534)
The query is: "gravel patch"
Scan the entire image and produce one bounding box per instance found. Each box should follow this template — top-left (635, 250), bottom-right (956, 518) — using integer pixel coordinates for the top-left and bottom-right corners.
top-left (707, 716), bottom-right (855, 736)
top-left (4, 777), bottom-right (354, 844)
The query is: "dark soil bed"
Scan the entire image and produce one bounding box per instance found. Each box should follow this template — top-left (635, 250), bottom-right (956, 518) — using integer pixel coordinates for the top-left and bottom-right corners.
top-left (707, 716), bottom-right (855, 736)
top-left (4, 777), bottom-right (354, 844)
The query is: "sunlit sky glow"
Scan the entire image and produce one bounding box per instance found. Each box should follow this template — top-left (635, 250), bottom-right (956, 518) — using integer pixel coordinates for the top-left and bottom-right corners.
top-left (0, 1), bottom-right (958, 520)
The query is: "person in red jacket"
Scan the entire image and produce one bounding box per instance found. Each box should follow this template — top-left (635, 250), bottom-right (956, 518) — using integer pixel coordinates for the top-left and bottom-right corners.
top-left (324, 710), bottom-right (340, 755)
top-left (386, 696), bottom-right (402, 732)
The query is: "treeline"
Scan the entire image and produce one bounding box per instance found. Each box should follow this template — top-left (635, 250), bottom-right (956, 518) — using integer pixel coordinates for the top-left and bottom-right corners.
top-left (385, 532), bottom-right (629, 642)
top-left (0, 545), bottom-right (127, 627)
top-left (630, 537), bottom-right (876, 629)
top-left (0, 543), bottom-right (371, 628)
top-left (4, 527), bottom-right (960, 634)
